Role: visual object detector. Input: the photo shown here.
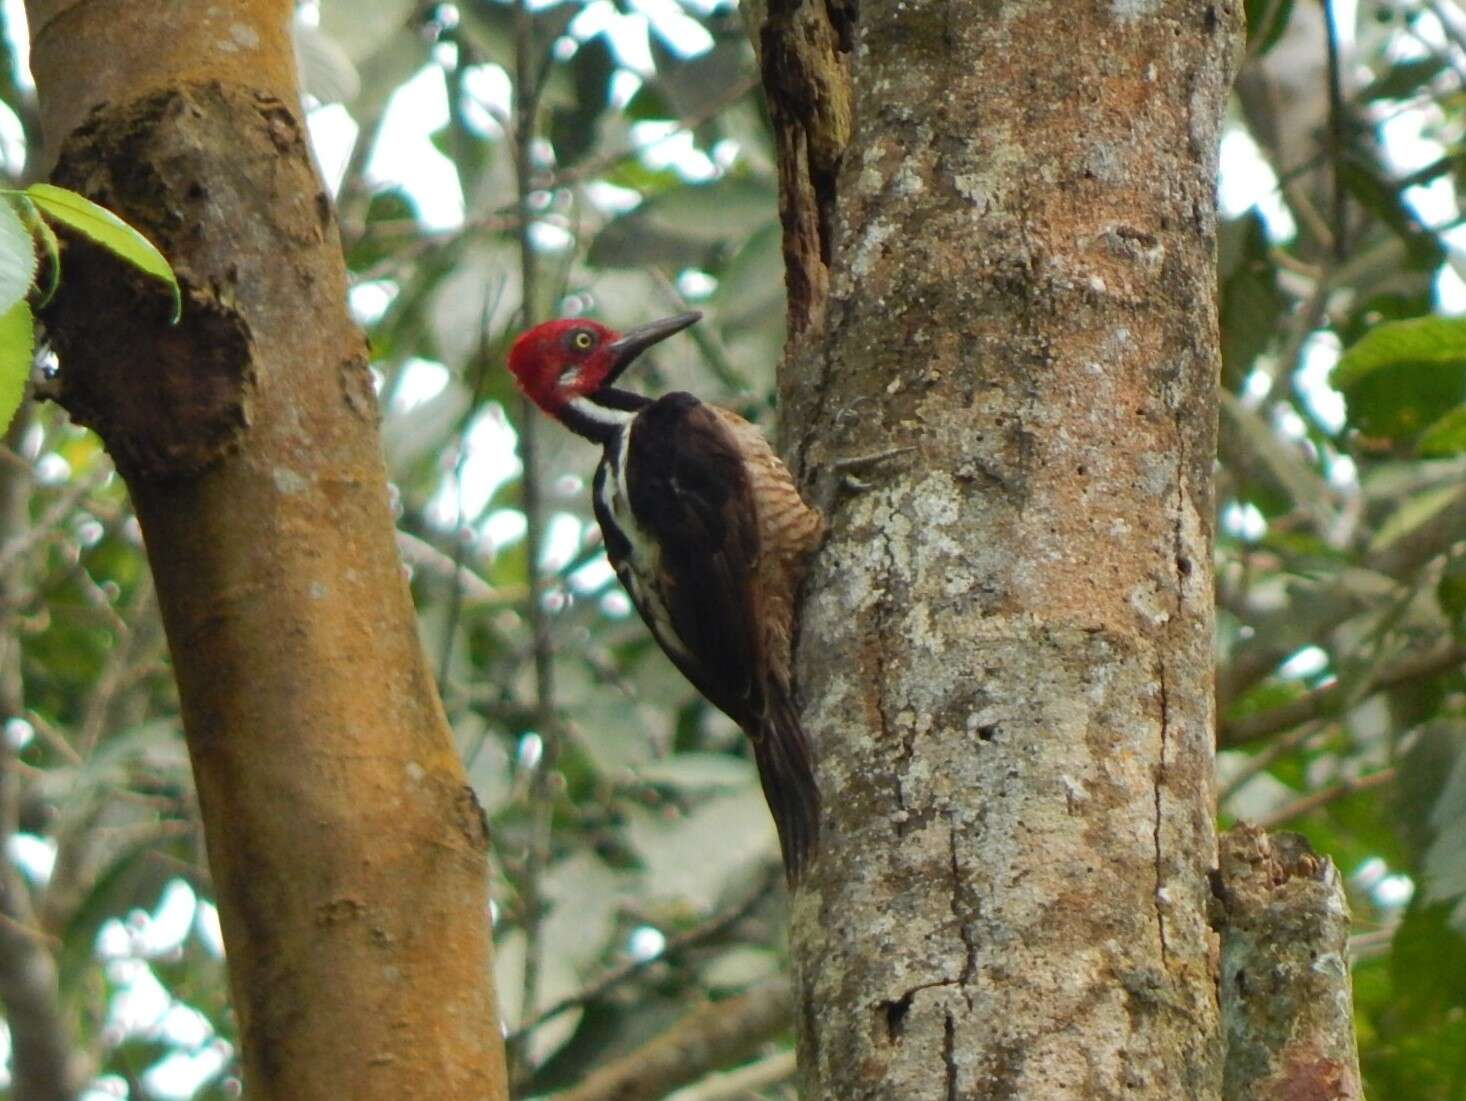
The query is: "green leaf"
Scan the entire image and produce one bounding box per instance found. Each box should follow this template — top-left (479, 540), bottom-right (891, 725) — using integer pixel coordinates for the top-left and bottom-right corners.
top-left (0, 298), bottom-right (33, 436)
top-left (589, 177), bottom-right (776, 269)
top-left (1337, 159), bottom-right (1444, 271)
top-left (17, 198), bottom-right (61, 307)
top-left (1245, 0), bottom-right (1294, 57)
top-left (548, 34), bottom-right (617, 168)
top-left (1420, 404), bottom-right (1466, 456)
top-left (1218, 212), bottom-right (1285, 389)
top-left (1361, 56), bottom-right (1447, 102)
top-left (649, 33), bottom-right (749, 120)
top-left (0, 197), bottom-right (36, 314)
top-left (24, 183), bottom-right (181, 320)
top-left (710, 222), bottom-right (783, 327)
top-left (1332, 316), bottom-right (1466, 442)
top-left (1219, 390), bottom-right (1334, 521)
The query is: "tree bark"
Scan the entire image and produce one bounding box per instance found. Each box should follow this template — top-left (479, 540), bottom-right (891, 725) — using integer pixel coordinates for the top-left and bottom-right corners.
top-left (1213, 826), bottom-right (1363, 1101)
top-left (25, 3), bottom-right (507, 1097)
top-left (745, 1), bottom-right (1242, 1097)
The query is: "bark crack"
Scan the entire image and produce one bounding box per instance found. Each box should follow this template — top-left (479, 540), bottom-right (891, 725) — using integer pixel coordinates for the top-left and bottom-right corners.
top-left (948, 822), bottom-right (977, 1006)
top-left (943, 1010), bottom-right (958, 1101)
top-left (879, 977), bottom-right (961, 1044)
top-left (873, 633), bottom-right (913, 831)
top-left (1152, 375), bottom-right (1190, 972)
top-left (868, 528), bottom-right (914, 831)
top-left (1153, 661), bottom-right (1170, 967)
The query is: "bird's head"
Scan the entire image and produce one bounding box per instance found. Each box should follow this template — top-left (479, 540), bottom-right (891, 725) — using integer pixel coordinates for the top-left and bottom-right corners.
top-left (508, 312), bottom-right (702, 416)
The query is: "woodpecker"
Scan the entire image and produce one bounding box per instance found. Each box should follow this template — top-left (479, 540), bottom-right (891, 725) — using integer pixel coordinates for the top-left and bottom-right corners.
top-left (508, 311), bottom-right (824, 882)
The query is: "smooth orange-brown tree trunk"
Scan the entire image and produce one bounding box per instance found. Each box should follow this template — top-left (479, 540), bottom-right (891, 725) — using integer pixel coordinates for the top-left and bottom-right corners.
top-left (25, 3), bottom-right (508, 1097)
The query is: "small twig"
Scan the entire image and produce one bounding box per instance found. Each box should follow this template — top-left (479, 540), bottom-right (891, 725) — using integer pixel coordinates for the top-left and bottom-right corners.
top-left (436, 296), bottom-right (501, 696)
top-left (21, 711), bottom-right (82, 767)
top-left (551, 976), bottom-right (795, 1101)
top-left (1220, 640), bottom-right (1466, 748)
top-left (0, 910), bottom-right (59, 950)
top-left (666, 1049), bottom-right (798, 1101)
top-left (0, 464), bottom-right (111, 577)
top-left (1253, 767), bottom-right (1397, 831)
top-left (1348, 925), bottom-right (1397, 963)
top-left (1219, 721), bottom-right (1324, 804)
top-left (1322, 0), bottom-right (1349, 261)
top-left (396, 530), bottom-right (511, 605)
top-left (647, 269), bottom-right (749, 395)
top-left (547, 76), bottom-right (759, 195)
top-left (1422, 0), bottom-right (1466, 67)
top-left (76, 579), bottom-right (155, 758)
top-left (1218, 484), bottom-right (1466, 707)
top-left (351, 75), bottom-right (758, 280)
top-left (510, 0), bottom-right (562, 1073)
top-left (510, 869), bottom-right (779, 1044)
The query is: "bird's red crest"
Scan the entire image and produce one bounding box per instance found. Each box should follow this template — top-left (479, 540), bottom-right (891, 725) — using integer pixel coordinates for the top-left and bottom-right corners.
top-left (507, 318), bottom-right (621, 414)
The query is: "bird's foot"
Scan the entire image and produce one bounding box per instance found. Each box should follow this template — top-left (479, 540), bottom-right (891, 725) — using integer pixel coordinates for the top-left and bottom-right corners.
top-left (810, 446), bottom-right (916, 519)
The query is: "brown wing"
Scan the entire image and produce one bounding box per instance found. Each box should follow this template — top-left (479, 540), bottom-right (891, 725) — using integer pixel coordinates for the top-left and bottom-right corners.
top-left (624, 392), bottom-right (765, 727)
top-left (624, 394), bottom-right (824, 880)
top-left (708, 407), bottom-right (825, 693)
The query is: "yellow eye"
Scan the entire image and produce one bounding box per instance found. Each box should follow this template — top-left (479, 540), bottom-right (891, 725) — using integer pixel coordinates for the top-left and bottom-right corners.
top-left (571, 331), bottom-right (595, 351)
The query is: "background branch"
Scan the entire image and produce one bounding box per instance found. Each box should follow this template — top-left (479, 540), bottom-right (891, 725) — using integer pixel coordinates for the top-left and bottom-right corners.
top-left (550, 976), bottom-right (794, 1101)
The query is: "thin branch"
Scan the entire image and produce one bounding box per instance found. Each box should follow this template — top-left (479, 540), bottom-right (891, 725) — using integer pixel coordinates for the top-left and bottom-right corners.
top-left (397, 530), bottom-right (516, 605)
top-left (1348, 925), bottom-right (1397, 963)
top-left (1252, 767), bottom-right (1397, 831)
top-left (437, 297), bottom-right (501, 695)
top-left (549, 76), bottom-right (759, 195)
top-left (647, 269), bottom-right (750, 396)
top-left (510, 869), bottom-right (779, 1044)
top-left (1219, 720), bottom-right (1325, 804)
top-left (1220, 639), bottom-right (1466, 748)
top-left (1217, 484), bottom-right (1466, 708)
top-left (511, 0), bottom-right (562, 1077)
top-left (0, 409), bottom-right (90, 1101)
top-left (1322, 0), bottom-right (1349, 261)
top-left (550, 976), bottom-right (795, 1101)
top-left (351, 75), bottom-right (758, 279)
top-left (76, 579), bottom-right (156, 758)
top-left (0, 464), bottom-right (112, 577)
top-left (665, 1049), bottom-right (797, 1101)
top-left (1424, 0), bottom-right (1466, 58)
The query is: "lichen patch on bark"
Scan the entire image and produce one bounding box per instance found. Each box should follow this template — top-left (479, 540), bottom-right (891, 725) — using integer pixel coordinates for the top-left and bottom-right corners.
top-left (766, 0), bottom-right (1243, 1096)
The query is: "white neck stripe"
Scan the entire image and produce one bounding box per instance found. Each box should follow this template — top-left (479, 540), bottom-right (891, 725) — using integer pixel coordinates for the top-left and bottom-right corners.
top-left (566, 395), bottom-right (635, 428)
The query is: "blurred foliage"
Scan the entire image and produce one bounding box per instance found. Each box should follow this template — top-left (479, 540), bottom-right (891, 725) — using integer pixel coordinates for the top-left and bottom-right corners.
top-left (0, 0), bottom-right (1465, 1098)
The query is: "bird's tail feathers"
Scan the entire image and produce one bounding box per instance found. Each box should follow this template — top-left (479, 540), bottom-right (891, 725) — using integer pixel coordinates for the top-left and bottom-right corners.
top-left (753, 689), bottom-right (821, 884)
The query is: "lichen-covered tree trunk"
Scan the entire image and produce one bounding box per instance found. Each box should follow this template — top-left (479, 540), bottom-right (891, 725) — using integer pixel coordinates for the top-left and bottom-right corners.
top-left (24, 2), bottom-right (508, 1097)
top-left (743, 1), bottom-right (1242, 1096)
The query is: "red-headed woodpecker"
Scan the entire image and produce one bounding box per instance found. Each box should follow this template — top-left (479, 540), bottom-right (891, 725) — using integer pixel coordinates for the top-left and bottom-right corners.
top-left (508, 312), bottom-right (823, 881)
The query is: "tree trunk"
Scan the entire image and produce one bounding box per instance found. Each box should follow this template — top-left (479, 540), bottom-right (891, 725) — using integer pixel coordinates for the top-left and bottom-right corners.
top-left (1214, 826), bottom-right (1363, 1101)
top-left (25, 2), bottom-right (508, 1097)
top-left (744, 1), bottom-right (1242, 1097)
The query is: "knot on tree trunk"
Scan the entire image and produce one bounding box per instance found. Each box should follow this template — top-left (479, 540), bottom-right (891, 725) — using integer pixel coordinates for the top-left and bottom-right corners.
top-left (42, 81), bottom-right (335, 482)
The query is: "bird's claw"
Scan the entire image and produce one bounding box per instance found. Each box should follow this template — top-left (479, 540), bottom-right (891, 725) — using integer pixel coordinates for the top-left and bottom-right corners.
top-left (810, 446), bottom-right (916, 519)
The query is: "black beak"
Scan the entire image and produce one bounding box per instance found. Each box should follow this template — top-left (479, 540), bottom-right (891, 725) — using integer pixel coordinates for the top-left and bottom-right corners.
top-left (604, 311), bottom-right (701, 385)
